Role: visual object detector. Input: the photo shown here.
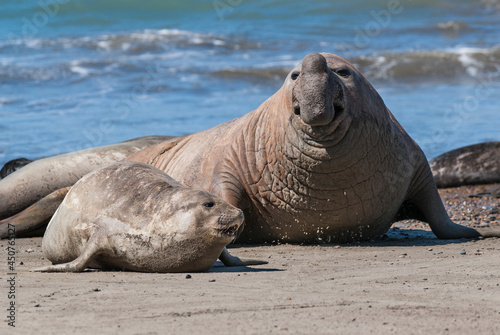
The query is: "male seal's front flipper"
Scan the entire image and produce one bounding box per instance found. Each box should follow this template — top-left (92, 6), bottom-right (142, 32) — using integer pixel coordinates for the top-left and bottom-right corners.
top-left (408, 164), bottom-right (500, 239)
top-left (32, 231), bottom-right (105, 272)
top-left (0, 187), bottom-right (71, 239)
top-left (219, 247), bottom-right (268, 266)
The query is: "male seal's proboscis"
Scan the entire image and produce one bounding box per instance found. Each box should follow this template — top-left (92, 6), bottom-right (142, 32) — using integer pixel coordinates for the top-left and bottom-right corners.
top-left (2, 53), bottom-right (499, 243)
top-left (33, 162), bottom-right (266, 272)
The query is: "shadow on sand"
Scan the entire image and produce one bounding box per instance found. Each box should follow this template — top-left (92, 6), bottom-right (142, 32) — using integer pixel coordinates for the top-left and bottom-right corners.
top-left (228, 227), bottom-right (487, 250)
top-left (208, 263), bottom-right (282, 273)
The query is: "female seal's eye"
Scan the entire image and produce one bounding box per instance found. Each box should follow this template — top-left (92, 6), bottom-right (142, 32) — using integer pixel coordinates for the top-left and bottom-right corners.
top-left (291, 71), bottom-right (300, 80)
top-left (335, 68), bottom-right (351, 77)
top-left (203, 202), bottom-right (215, 208)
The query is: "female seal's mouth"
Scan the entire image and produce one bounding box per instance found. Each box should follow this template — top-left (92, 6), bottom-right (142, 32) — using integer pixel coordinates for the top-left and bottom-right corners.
top-left (217, 224), bottom-right (240, 237)
top-left (216, 211), bottom-right (244, 238)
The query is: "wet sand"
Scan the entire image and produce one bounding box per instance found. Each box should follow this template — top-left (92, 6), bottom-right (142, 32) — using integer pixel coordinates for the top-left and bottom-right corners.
top-left (2, 184), bottom-right (499, 335)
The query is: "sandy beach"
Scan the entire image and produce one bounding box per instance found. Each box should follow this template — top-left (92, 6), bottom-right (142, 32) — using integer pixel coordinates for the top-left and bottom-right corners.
top-left (3, 183), bottom-right (499, 335)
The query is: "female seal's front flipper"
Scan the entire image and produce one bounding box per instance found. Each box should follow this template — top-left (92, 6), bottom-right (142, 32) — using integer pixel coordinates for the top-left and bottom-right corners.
top-left (407, 164), bottom-right (500, 239)
top-left (218, 247), bottom-right (268, 266)
top-left (0, 187), bottom-right (71, 239)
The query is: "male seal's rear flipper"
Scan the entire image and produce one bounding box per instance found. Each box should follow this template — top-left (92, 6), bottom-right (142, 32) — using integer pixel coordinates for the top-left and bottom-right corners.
top-left (32, 232), bottom-right (105, 273)
top-left (219, 247), bottom-right (268, 266)
top-left (407, 165), bottom-right (500, 239)
top-left (0, 187), bottom-right (71, 239)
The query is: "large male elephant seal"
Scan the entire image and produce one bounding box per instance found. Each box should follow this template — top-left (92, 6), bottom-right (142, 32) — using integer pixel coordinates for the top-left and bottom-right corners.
top-left (34, 161), bottom-right (265, 272)
top-left (0, 136), bottom-right (172, 237)
top-left (430, 142), bottom-right (500, 188)
top-left (126, 53), bottom-right (500, 243)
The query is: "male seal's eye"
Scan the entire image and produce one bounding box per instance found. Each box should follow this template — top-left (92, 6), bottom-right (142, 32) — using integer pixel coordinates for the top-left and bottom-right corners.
top-left (203, 202), bottom-right (215, 208)
top-left (291, 71), bottom-right (300, 80)
top-left (335, 68), bottom-right (351, 77)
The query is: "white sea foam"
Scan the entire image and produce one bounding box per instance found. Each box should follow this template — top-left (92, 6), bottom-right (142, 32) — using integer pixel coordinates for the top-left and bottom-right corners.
top-left (69, 61), bottom-right (91, 77)
top-left (449, 46), bottom-right (489, 77)
top-left (96, 40), bottom-right (112, 50)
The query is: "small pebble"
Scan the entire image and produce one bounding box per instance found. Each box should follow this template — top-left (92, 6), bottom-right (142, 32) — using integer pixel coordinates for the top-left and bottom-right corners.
top-left (34, 304), bottom-right (41, 307)
top-left (209, 279), bottom-right (216, 282)
top-left (92, 288), bottom-right (101, 292)
top-left (460, 250), bottom-right (466, 255)
top-left (185, 274), bottom-right (192, 279)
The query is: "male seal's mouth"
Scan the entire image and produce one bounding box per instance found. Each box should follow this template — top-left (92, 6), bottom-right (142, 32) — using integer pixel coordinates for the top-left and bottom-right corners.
top-left (294, 100), bottom-right (344, 117)
top-left (292, 97), bottom-right (349, 148)
top-left (292, 85), bottom-right (346, 128)
top-left (294, 97), bottom-right (345, 131)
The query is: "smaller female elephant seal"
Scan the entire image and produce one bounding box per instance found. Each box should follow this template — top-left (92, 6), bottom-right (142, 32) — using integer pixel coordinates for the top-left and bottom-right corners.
top-left (34, 161), bottom-right (264, 273)
top-left (430, 141), bottom-right (500, 188)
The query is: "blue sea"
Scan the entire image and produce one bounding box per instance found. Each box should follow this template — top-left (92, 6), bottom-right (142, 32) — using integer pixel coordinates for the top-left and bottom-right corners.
top-left (1, 0), bottom-right (499, 167)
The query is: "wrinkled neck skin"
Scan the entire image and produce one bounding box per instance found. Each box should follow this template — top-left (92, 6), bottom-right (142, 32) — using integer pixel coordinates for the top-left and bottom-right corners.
top-left (231, 68), bottom-right (411, 243)
top-left (137, 54), bottom-right (423, 244)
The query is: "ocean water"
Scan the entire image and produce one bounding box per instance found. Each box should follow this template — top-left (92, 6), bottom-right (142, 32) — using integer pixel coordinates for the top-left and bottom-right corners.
top-left (1, 0), bottom-right (499, 166)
